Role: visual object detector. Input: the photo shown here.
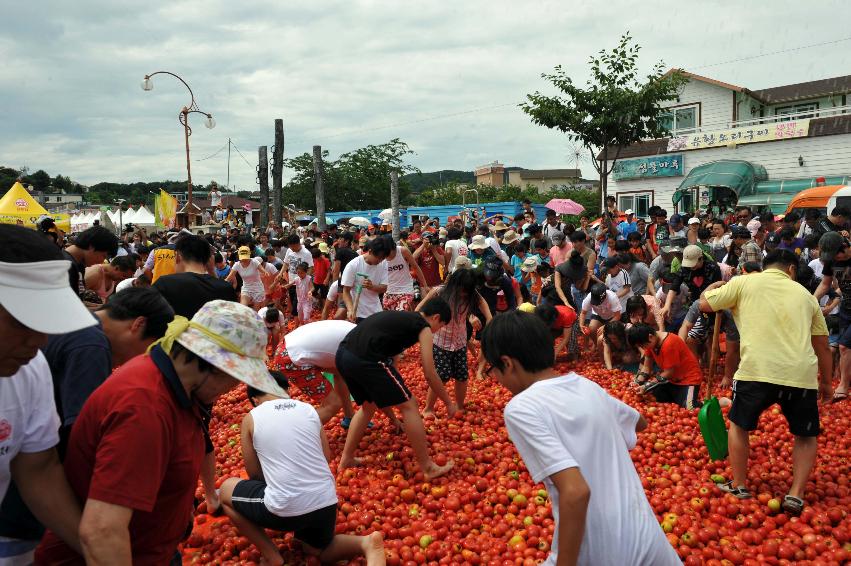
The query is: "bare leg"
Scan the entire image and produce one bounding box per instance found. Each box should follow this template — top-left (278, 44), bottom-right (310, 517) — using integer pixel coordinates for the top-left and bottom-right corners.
top-left (339, 403), bottom-right (377, 469)
top-left (200, 450), bottom-right (220, 513)
top-left (316, 532), bottom-right (386, 565)
top-left (789, 436), bottom-right (818, 499)
top-left (423, 388), bottom-right (437, 417)
top-left (837, 346), bottom-right (851, 394)
top-left (723, 341), bottom-right (740, 388)
top-left (397, 397), bottom-right (453, 481)
top-left (454, 380), bottom-right (468, 412)
top-left (315, 391), bottom-right (342, 425)
top-left (331, 372), bottom-right (355, 419)
top-left (379, 407), bottom-right (404, 432)
top-left (219, 478), bottom-right (283, 566)
top-left (727, 422), bottom-right (750, 488)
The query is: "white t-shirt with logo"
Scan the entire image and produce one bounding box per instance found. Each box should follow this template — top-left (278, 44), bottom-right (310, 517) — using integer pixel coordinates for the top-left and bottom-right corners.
top-left (444, 239), bottom-right (468, 274)
top-left (605, 268), bottom-right (633, 310)
top-left (340, 255), bottom-right (389, 319)
top-left (250, 399), bottom-right (338, 517)
top-left (285, 320), bottom-right (356, 368)
top-left (0, 352), bottom-right (60, 501)
top-left (283, 247), bottom-right (314, 279)
top-left (581, 290), bottom-right (622, 320)
top-left (504, 373), bottom-right (680, 566)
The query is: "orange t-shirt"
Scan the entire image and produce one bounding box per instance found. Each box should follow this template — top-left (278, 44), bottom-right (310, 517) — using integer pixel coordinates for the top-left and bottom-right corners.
top-left (645, 333), bottom-right (702, 386)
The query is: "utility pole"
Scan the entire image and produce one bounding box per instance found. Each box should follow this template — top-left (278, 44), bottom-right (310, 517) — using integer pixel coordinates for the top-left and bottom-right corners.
top-left (226, 137), bottom-right (231, 191)
top-left (272, 119), bottom-right (284, 225)
top-left (313, 145), bottom-right (327, 231)
top-left (258, 146), bottom-right (269, 228)
top-left (390, 170), bottom-right (400, 241)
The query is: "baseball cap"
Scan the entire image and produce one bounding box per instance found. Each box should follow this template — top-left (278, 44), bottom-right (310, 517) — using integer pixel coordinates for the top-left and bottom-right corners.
top-left (590, 283), bottom-right (608, 305)
top-left (158, 300), bottom-right (285, 397)
top-left (624, 209), bottom-right (634, 216)
top-left (764, 233), bottom-right (781, 249)
top-left (527, 223), bottom-right (542, 234)
top-left (0, 259), bottom-right (96, 335)
top-left (483, 260), bottom-right (503, 279)
top-left (688, 217), bottom-right (700, 225)
top-left (681, 245), bottom-right (704, 269)
top-left (669, 214), bottom-right (683, 225)
top-left (550, 231), bottom-right (565, 244)
top-left (819, 231), bottom-right (848, 262)
top-left (603, 256), bottom-right (620, 269)
top-left (238, 246), bottom-right (252, 259)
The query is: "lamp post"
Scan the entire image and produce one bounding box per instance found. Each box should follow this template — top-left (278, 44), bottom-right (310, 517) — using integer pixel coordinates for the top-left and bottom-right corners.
top-left (141, 71), bottom-right (215, 226)
top-left (116, 198), bottom-right (126, 236)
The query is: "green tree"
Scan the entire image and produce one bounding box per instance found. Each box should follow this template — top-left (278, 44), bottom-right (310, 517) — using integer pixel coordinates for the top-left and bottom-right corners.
top-left (24, 169), bottom-right (51, 192)
top-left (521, 32), bottom-right (687, 207)
top-left (0, 166), bottom-right (21, 191)
top-left (284, 139), bottom-right (419, 212)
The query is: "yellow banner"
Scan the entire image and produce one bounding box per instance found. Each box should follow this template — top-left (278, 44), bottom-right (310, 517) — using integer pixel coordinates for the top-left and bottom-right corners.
top-left (667, 119), bottom-right (810, 152)
top-left (155, 189), bottom-right (177, 229)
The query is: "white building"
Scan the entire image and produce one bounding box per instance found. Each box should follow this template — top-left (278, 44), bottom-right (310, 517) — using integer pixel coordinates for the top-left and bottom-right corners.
top-left (603, 70), bottom-right (851, 217)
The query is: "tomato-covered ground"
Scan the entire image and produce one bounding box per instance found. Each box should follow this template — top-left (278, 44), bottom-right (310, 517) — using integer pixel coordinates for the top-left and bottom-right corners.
top-left (183, 349), bottom-right (851, 565)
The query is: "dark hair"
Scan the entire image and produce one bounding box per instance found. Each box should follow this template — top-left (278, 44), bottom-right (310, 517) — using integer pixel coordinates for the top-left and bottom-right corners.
top-left (697, 227), bottom-right (711, 240)
top-left (784, 212), bottom-right (800, 224)
top-left (214, 252), bottom-right (224, 263)
top-left (175, 234), bottom-right (212, 265)
top-left (439, 268), bottom-right (478, 318)
top-left (264, 306), bottom-right (280, 323)
top-left (617, 253), bottom-right (632, 265)
top-left (110, 255), bottom-right (136, 273)
top-left (760, 213), bottom-right (775, 223)
top-left (170, 342), bottom-right (216, 373)
top-left (626, 323), bottom-right (656, 348)
top-left (367, 235), bottom-right (394, 258)
top-left (265, 247), bottom-right (276, 257)
top-left (533, 239), bottom-right (548, 251)
top-left (522, 198), bottom-right (532, 205)
top-left (536, 262), bottom-right (552, 274)
top-left (832, 207), bottom-right (851, 218)
top-left (481, 311), bottom-right (554, 372)
top-left (513, 213), bottom-right (525, 223)
top-left (419, 296), bottom-right (452, 323)
top-left (625, 295), bottom-right (648, 319)
top-left (712, 219), bottom-right (727, 231)
top-left (74, 226), bottom-right (119, 256)
top-left (741, 261), bottom-right (763, 274)
top-left (287, 234), bottom-right (301, 246)
top-left (447, 227), bottom-right (462, 241)
top-left (0, 224), bottom-right (64, 262)
top-left (805, 209), bottom-right (822, 220)
top-left (296, 261), bottom-right (310, 272)
top-left (763, 249), bottom-right (798, 271)
top-left (603, 320), bottom-right (627, 346)
top-left (804, 233), bottom-right (821, 250)
top-left (339, 231), bottom-right (354, 243)
top-left (613, 240), bottom-right (630, 253)
top-left (627, 232), bottom-right (642, 242)
top-left (533, 302), bottom-right (558, 328)
top-left (796, 265), bottom-right (819, 293)
top-left (545, 209), bottom-right (556, 217)
top-left (569, 231), bottom-right (587, 243)
top-left (247, 370), bottom-right (290, 400)
top-left (779, 227), bottom-right (796, 241)
top-left (100, 287), bottom-right (175, 339)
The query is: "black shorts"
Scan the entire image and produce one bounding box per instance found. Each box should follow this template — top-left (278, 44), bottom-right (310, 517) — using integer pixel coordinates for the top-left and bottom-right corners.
top-left (314, 284), bottom-right (328, 299)
top-left (837, 312), bottom-right (851, 348)
top-left (650, 382), bottom-right (701, 410)
top-left (231, 480), bottom-right (336, 549)
top-left (433, 346), bottom-right (468, 382)
top-left (729, 380), bottom-right (820, 437)
top-left (335, 347), bottom-right (412, 408)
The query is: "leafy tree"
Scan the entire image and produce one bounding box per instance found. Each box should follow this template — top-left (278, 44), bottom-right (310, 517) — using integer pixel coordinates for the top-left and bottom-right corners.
top-left (0, 166), bottom-right (21, 191)
top-left (23, 169), bottom-right (51, 192)
top-left (284, 138), bottom-right (419, 212)
top-left (521, 32), bottom-right (687, 207)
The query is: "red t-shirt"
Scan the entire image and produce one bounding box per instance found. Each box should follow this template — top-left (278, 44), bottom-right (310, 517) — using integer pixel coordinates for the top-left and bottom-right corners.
top-left (645, 333), bottom-right (702, 386)
top-left (313, 256), bottom-right (331, 285)
top-left (554, 305), bottom-right (577, 329)
top-left (417, 248), bottom-right (442, 286)
top-left (36, 350), bottom-right (206, 565)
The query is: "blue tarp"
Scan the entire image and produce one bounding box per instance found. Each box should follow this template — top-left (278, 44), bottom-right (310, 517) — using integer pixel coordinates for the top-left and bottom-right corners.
top-left (322, 201), bottom-right (550, 228)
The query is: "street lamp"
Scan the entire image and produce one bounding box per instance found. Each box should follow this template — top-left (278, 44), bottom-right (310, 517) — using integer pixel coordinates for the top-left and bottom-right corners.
top-left (141, 71), bottom-right (215, 226)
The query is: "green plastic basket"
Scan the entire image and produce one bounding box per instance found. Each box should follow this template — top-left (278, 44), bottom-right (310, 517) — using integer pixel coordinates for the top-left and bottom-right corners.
top-left (698, 397), bottom-right (728, 461)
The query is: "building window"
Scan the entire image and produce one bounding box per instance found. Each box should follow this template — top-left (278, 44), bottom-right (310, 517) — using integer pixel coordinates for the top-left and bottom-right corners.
top-left (618, 193), bottom-right (652, 218)
top-left (660, 104), bottom-right (699, 135)
top-left (678, 190), bottom-right (695, 214)
top-left (56, 196), bottom-right (62, 203)
top-left (776, 102), bottom-right (818, 121)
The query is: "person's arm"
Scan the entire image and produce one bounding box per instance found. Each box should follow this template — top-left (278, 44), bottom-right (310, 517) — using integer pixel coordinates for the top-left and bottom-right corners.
top-left (815, 265), bottom-right (833, 301)
top-left (412, 242), bottom-right (425, 259)
top-left (11, 448), bottom-right (83, 554)
top-left (698, 280), bottom-right (728, 313)
top-left (363, 278), bottom-right (387, 295)
top-left (602, 340), bottom-right (614, 369)
top-left (652, 303), bottom-right (665, 332)
top-left (418, 327), bottom-right (457, 416)
top-left (659, 289), bottom-right (675, 320)
top-left (342, 286), bottom-right (355, 321)
top-left (554, 326), bottom-right (571, 358)
top-left (549, 468), bottom-right (590, 566)
top-left (646, 274), bottom-right (655, 296)
top-left (822, 296), bottom-right (840, 315)
top-left (240, 414), bottom-right (263, 481)
top-left (616, 283), bottom-right (631, 300)
top-left (554, 271), bottom-right (571, 306)
top-left (224, 268), bottom-right (237, 288)
top-left (432, 244), bottom-right (446, 266)
top-left (415, 286), bottom-right (441, 312)
top-left (78, 499), bottom-right (132, 566)
top-left (403, 247), bottom-right (428, 292)
top-left (320, 427), bottom-right (332, 462)
top-left (813, 334), bottom-right (834, 403)
top-left (331, 259), bottom-right (342, 283)
top-left (477, 294), bottom-right (494, 323)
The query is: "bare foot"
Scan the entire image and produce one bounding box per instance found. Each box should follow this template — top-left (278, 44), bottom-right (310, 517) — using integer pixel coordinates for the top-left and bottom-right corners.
top-left (390, 419), bottom-right (404, 434)
top-left (422, 409), bottom-right (436, 420)
top-left (362, 531), bottom-right (386, 565)
top-left (423, 459), bottom-right (454, 482)
top-left (259, 552), bottom-right (284, 566)
top-left (338, 456), bottom-right (364, 470)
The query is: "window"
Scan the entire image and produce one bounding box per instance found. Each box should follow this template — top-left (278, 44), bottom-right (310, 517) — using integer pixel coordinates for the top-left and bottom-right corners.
top-left (56, 196), bottom-right (62, 203)
top-left (618, 193), bottom-right (652, 218)
top-left (776, 102), bottom-right (818, 121)
top-left (678, 190), bottom-right (695, 214)
top-left (660, 104), bottom-right (699, 135)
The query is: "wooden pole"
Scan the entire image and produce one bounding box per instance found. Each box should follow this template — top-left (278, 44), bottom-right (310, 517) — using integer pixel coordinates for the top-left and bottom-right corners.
top-left (313, 145), bottom-right (327, 231)
top-left (258, 146), bottom-right (269, 228)
top-left (272, 119), bottom-right (284, 225)
top-left (390, 170), bottom-right (400, 241)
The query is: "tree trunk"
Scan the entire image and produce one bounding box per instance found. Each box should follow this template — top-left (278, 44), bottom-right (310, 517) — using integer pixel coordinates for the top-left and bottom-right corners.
top-left (390, 170), bottom-right (400, 241)
top-left (258, 146), bottom-right (269, 228)
top-left (272, 119), bottom-right (284, 225)
top-left (313, 145), bottom-right (327, 231)
top-left (600, 145), bottom-right (608, 214)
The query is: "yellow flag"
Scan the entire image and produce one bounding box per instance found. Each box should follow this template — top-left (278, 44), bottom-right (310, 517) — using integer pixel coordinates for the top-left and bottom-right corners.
top-left (155, 189), bottom-right (177, 229)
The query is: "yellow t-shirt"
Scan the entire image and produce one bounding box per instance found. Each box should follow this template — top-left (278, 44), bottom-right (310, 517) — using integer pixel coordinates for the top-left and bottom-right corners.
top-left (705, 268), bottom-right (827, 389)
top-left (151, 247), bottom-right (176, 283)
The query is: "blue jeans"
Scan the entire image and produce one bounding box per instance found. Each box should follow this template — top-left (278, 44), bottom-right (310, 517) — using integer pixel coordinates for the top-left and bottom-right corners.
top-left (571, 286), bottom-right (587, 311)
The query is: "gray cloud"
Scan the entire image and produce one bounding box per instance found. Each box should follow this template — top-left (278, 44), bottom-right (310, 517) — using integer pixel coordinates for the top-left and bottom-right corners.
top-left (0, 0), bottom-right (849, 196)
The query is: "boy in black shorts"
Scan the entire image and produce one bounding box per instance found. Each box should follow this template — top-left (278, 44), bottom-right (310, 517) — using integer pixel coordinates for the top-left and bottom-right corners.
top-left (336, 300), bottom-right (456, 481)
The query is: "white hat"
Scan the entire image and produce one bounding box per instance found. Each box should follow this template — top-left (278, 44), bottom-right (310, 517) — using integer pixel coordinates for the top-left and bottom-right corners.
top-left (0, 260), bottom-right (96, 334)
top-left (469, 235), bottom-right (489, 251)
top-left (688, 217), bottom-right (700, 225)
top-left (624, 209), bottom-right (634, 216)
top-left (454, 256), bottom-right (472, 270)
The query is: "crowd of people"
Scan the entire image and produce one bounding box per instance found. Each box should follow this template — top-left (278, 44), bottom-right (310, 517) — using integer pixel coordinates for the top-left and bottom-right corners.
top-left (0, 193), bottom-right (843, 565)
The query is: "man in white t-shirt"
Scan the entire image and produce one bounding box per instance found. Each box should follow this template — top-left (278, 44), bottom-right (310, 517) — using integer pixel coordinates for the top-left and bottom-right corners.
top-left (579, 283), bottom-right (623, 341)
top-left (282, 234), bottom-right (314, 317)
top-left (443, 227), bottom-right (468, 275)
top-left (480, 311), bottom-right (679, 566)
top-left (226, 246), bottom-right (266, 310)
top-left (0, 225), bottom-right (100, 562)
top-left (341, 237), bottom-right (391, 322)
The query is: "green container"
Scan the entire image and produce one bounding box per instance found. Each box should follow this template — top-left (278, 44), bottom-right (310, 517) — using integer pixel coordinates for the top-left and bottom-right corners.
top-left (698, 397), bottom-right (728, 461)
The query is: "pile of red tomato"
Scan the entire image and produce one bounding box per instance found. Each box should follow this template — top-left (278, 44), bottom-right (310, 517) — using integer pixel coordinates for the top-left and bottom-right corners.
top-left (182, 350), bottom-right (851, 565)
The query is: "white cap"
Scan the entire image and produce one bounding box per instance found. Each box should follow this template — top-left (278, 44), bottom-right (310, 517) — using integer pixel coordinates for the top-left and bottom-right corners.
top-left (688, 217), bottom-right (701, 225)
top-left (0, 260), bottom-right (96, 334)
top-left (624, 209), bottom-right (634, 215)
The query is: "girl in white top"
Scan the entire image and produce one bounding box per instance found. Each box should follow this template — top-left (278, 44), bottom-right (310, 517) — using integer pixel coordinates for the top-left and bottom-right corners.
top-left (284, 263), bottom-right (314, 326)
top-left (226, 247), bottom-right (266, 309)
top-left (219, 373), bottom-right (385, 565)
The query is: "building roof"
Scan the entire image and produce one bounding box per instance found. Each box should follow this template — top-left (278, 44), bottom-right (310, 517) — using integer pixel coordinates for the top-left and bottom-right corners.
top-left (666, 69), bottom-right (747, 93)
top-left (194, 195), bottom-right (261, 209)
top-left (749, 75), bottom-right (851, 104)
top-left (516, 168), bottom-right (581, 180)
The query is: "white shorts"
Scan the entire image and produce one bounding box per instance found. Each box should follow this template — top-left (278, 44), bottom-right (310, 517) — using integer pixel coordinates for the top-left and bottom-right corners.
top-left (297, 299), bottom-right (312, 321)
top-left (241, 287), bottom-right (266, 305)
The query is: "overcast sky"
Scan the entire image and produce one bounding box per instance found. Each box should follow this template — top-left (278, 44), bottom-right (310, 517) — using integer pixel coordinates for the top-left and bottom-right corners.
top-left (1, 0), bottom-right (849, 193)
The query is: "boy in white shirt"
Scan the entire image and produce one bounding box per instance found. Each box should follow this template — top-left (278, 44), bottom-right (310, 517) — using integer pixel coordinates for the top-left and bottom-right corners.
top-left (603, 256), bottom-right (632, 310)
top-left (480, 311), bottom-right (680, 566)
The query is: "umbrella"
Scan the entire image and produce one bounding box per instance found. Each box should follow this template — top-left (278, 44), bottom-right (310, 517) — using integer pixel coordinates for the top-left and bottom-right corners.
top-left (378, 208), bottom-right (393, 220)
top-left (545, 198), bottom-right (585, 215)
top-left (349, 216), bottom-right (370, 227)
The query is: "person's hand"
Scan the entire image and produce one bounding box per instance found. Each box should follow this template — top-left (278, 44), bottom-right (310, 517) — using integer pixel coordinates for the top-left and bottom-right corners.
top-left (362, 278), bottom-right (373, 289)
top-left (659, 306), bottom-right (670, 321)
top-left (347, 311), bottom-right (356, 323)
top-left (581, 326), bottom-right (591, 336)
top-left (819, 381), bottom-right (834, 404)
top-left (469, 316), bottom-right (482, 332)
top-left (720, 376), bottom-right (732, 390)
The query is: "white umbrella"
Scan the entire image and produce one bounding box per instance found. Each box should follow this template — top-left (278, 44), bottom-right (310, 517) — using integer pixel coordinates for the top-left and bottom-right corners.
top-left (349, 216), bottom-right (370, 227)
top-left (378, 208), bottom-right (393, 220)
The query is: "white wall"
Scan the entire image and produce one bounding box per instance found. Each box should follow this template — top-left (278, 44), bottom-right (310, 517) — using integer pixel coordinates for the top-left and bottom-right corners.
top-left (663, 79), bottom-right (735, 130)
top-left (607, 133), bottom-right (851, 213)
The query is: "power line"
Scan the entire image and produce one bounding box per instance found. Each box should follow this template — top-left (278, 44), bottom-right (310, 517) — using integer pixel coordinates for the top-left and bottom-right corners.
top-left (194, 143), bottom-right (228, 162)
top-left (691, 36), bottom-right (851, 70)
top-left (229, 140), bottom-right (255, 170)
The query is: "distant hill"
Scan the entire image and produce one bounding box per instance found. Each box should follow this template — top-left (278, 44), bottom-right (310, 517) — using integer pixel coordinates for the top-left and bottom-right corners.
top-left (402, 170), bottom-right (474, 193)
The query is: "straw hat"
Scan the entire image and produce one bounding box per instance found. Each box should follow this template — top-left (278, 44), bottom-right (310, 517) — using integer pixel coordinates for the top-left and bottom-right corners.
top-left (501, 230), bottom-right (520, 244)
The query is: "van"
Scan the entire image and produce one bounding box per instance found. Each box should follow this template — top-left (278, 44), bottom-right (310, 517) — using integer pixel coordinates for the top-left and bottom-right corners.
top-left (784, 185), bottom-right (851, 218)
